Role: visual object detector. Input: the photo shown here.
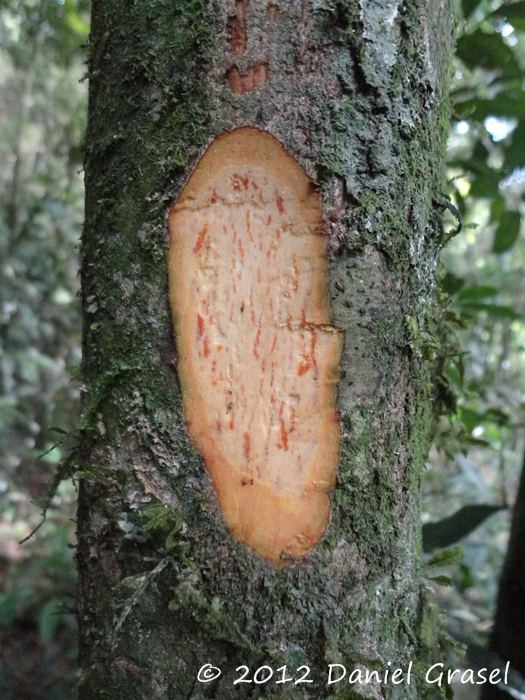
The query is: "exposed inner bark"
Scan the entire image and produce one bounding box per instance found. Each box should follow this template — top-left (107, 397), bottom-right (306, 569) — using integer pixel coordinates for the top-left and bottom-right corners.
top-left (226, 64), bottom-right (268, 94)
top-left (168, 128), bottom-right (343, 566)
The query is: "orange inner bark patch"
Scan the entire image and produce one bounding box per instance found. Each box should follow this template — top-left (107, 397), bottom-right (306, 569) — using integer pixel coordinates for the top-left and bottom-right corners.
top-left (229, 0), bottom-right (248, 55)
top-left (226, 64), bottom-right (268, 95)
top-left (168, 128), bottom-right (343, 566)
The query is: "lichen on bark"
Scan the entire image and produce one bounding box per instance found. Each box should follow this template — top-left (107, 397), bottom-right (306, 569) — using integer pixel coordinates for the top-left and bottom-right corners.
top-left (77, 0), bottom-right (456, 698)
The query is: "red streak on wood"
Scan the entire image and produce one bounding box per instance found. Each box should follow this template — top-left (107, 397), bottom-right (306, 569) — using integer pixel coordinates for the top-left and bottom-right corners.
top-left (203, 337), bottom-right (210, 358)
top-left (193, 226), bottom-right (208, 254)
top-left (276, 196), bottom-right (284, 213)
top-left (298, 358), bottom-right (312, 376)
top-left (244, 431), bottom-right (251, 459)
top-left (197, 314), bottom-right (204, 338)
top-left (311, 335), bottom-right (318, 377)
top-left (280, 420), bottom-right (289, 451)
top-left (253, 327), bottom-right (260, 358)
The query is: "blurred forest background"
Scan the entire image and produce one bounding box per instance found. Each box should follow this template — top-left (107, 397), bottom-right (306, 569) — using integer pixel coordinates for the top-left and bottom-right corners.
top-left (0, 0), bottom-right (524, 698)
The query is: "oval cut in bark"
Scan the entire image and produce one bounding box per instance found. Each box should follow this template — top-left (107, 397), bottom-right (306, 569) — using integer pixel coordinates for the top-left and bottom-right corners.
top-left (168, 128), bottom-right (343, 566)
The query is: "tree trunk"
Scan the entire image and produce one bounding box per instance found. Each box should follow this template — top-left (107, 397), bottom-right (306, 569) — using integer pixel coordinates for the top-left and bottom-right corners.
top-left (482, 449), bottom-right (525, 700)
top-left (77, 1), bottom-right (455, 698)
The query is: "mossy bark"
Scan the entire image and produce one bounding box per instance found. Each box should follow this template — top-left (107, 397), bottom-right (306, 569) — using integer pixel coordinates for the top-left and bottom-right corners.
top-left (77, 1), bottom-right (455, 698)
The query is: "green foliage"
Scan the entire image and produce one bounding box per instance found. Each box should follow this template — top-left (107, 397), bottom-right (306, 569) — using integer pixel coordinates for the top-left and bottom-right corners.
top-left (491, 2), bottom-right (525, 31)
top-left (142, 503), bottom-right (181, 546)
top-left (0, 483), bottom-right (78, 697)
top-left (0, 514), bottom-right (76, 631)
top-left (492, 209), bottom-right (521, 252)
top-left (0, 0), bottom-right (87, 482)
top-left (456, 29), bottom-right (522, 79)
top-left (426, 0), bottom-right (525, 665)
top-left (462, 0), bottom-right (483, 19)
top-left (0, 0), bottom-right (88, 696)
top-left (428, 545), bottom-right (465, 569)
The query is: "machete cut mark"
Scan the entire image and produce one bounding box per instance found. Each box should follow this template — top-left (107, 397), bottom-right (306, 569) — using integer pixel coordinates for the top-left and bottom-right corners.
top-left (168, 128), bottom-right (343, 566)
top-left (226, 64), bottom-right (268, 95)
top-left (228, 0), bottom-right (249, 56)
top-left (266, 3), bottom-right (279, 22)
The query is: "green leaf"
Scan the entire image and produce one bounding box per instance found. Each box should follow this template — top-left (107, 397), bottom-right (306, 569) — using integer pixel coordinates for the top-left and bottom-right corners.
top-left (504, 120), bottom-right (525, 171)
top-left (457, 93), bottom-right (525, 121)
top-left (143, 504), bottom-right (181, 534)
top-left (458, 285), bottom-right (497, 301)
top-left (465, 436), bottom-right (491, 448)
top-left (459, 563), bottom-right (474, 590)
top-left (482, 407), bottom-right (509, 426)
top-left (491, 195), bottom-right (506, 222)
top-left (423, 506), bottom-right (505, 552)
top-left (493, 211), bottom-right (521, 253)
top-left (455, 189), bottom-right (467, 218)
top-left (456, 30), bottom-right (522, 81)
top-left (458, 406), bottom-right (480, 431)
top-left (64, 1), bottom-right (90, 37)
top-left (427, 545), bottom-right (464, 567)
top-left (461, 0), bottom-right (483, 19)
top-left (453, 158), bottom-right (500, 199)
top-left (429, 575), bottom-right (453, 587)
top-left (490, 2), bottom-right (525, 30)
top-left (441, 272), bottom-right (464, 295)
top-left (460, 301), bottom-right (520, 319)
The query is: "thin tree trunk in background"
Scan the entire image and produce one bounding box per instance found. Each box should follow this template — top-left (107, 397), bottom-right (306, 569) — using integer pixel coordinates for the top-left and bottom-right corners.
top-left (482, 449), bottom-right (525, 700)
top-left (77, 1), bottom-right (454, 698)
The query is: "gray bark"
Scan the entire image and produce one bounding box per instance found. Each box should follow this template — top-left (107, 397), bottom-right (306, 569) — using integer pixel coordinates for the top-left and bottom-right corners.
top-left (77, 0), bottom-right (455, 698)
